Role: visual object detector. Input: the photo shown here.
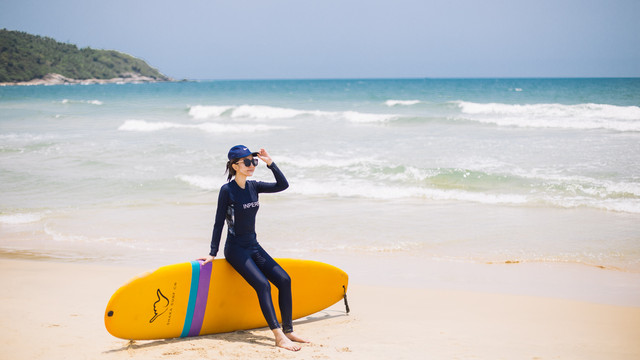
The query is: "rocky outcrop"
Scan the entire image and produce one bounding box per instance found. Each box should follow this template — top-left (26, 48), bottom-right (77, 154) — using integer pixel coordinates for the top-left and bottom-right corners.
top-left (1, 72), bottom-right (171, 86)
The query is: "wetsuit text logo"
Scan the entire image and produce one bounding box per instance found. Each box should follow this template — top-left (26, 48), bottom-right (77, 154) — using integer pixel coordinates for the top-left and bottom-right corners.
top-left (243, 201), bottom-right (259, 209)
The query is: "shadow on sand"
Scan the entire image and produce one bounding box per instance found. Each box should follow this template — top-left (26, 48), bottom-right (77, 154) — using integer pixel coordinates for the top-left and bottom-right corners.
top-left (103, 310), bottom-right (347, 354)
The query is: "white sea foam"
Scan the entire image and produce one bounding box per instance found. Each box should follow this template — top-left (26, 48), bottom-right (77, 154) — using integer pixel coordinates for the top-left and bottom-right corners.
top-left (541, 194), bottom-right (640, 214)
top-left (342, 111), bottom-right (399, 123)
top-left (0, 213), bottom-right (44, 224)
top-left (524, 173), bottom-right (640, 213)
top-left (231, 105), bottom-right (310, 119)
top-left (188, 104), bottom-right (324, 120)
top-left (277, 155), bottom-right (640, 213)
top-left (294, 241), bottom-right (425, 254)
top-left (44, 224), bottom-right (88, 243)
top-left (455, 101), bottom-right (640, 131)
top-left (288, 179), bottom-right (529, 205)
top-left (118, 120), bottom-right (176, 132)
top-left (188, 105), bottom-right (233, 119)
top-left (43, 224), bottom-right (143, 250)
top-left (290, 177), bottom-right (640, 213)
top-left (60, 99), bottom-right (103, 105)
top-left (509, 168), bottom-right (640, 198)
top-left (458, 102), bottom-right (640, 120)
top-left (597, 199), bottom-right (640, 213)
top-left (385, 99), bottom-right (421, 106)
top-left (0, 133), bottom-right (60, 142)
top-left (188, 104), bottom-right (399, 123)
top-left (278, 155), bottom-right (381, 169)
top-left (177, 175), bottom-right (218, 191)
top-left (118, 120), bottom-right (286, 133)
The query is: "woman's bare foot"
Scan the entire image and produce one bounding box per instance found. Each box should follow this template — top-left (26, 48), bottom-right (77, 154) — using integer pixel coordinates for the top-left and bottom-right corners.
top-left (273, 329), bottom-right (301, 351)
top-left (286, 332), bottom-right (310, 343)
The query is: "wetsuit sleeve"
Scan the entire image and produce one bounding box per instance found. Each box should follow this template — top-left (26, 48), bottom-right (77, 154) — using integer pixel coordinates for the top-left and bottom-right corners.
top-left (210, 185), bottom-right (229, 256)
top-left (256, 162), bottom-right (289, 193)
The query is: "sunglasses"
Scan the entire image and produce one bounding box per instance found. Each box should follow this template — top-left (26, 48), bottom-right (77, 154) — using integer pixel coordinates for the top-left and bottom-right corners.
top-left (239, 158), bottom-right (259, 167)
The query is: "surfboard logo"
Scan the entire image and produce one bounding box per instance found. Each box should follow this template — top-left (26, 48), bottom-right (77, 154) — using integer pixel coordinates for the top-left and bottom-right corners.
top-left (149, 289), bottom-right (170, 323)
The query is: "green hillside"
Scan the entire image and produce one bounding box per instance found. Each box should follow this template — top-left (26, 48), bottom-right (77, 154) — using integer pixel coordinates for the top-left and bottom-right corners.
top-left (0, 29), bottom-right (170, 83)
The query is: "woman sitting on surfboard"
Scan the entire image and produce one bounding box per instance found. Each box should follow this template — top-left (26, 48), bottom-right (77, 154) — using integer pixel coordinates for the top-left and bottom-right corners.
top-left (201, 145), bottom-right (308, 351)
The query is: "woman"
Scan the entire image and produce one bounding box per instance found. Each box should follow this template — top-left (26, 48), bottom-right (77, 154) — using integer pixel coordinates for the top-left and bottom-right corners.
top-left (201, 145), bottom-right (307, 351)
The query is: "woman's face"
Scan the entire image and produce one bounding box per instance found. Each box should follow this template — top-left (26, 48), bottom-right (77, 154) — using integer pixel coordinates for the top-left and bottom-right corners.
top-left (233, 156), bottom-right (257, 177)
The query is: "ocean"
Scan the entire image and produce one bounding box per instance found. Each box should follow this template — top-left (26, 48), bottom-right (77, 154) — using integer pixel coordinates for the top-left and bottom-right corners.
top-left (1, 78), bottom-right (639, 302)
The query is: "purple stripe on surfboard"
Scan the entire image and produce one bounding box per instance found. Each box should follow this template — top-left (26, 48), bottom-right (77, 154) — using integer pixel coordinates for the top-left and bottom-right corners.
top-left (187, 261), bottom-right (212, 337)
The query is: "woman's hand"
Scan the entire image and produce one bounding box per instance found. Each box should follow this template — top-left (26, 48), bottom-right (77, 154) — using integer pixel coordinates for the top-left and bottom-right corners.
top-left (199, 255), bottom-right (215, 265)
top-left (256, 148), bottom-right (273, 166)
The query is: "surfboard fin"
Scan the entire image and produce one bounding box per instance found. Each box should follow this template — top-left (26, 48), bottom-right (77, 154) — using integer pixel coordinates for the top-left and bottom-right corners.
top-left (343, 285), bottom-right (350, 314)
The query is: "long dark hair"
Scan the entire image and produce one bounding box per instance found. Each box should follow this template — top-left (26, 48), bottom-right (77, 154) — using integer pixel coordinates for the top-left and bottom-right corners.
top-left (225, 159), bottom-right (239, 182)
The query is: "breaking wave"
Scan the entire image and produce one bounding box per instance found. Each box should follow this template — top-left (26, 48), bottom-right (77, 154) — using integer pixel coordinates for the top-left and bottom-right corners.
top-left (385, 99), bottom-right (421, 106)
top-left (118, 120), bottom-right (286, 133)
top-left (454, 101), bottom-right (640, 131)
top-left (0, 212), bottom-right (44, 224)
top-left (188, 104), bottom-right (399, 123)
top-left (61, 99), bottom-right (103, 105)
top-left (188, 104), bottom-right (324, 120)
top-left (176, 175), bottom-right (218, 191)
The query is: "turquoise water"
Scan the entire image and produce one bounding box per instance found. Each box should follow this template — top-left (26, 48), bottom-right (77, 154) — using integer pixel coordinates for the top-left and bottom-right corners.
top-left (1, 79), bottom-right (639, 272)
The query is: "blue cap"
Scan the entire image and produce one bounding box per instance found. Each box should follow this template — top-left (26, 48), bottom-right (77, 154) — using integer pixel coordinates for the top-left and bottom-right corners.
top-left (228, 145), bottom-right (259, 160)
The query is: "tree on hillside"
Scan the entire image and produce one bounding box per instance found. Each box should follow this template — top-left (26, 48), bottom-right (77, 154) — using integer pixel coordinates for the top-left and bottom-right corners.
top-left (0, 29), bottom-right (169, 82)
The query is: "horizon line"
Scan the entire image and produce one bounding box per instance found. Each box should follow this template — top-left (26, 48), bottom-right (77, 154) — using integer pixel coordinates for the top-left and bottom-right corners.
top-left (180, 76), bottom-right (640, 82)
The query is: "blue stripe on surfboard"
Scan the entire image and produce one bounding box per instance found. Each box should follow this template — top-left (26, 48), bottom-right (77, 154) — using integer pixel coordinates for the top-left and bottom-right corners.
top-left (180, 261), bottom-right (201, 337)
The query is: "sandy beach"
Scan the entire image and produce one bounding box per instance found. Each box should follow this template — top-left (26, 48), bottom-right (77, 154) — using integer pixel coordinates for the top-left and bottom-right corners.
top-left (1, 258), bottom-right (639, 360)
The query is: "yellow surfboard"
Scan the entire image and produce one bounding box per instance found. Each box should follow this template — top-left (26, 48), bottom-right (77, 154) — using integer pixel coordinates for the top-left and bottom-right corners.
top-left (104, 259), bottom-right (349, 340)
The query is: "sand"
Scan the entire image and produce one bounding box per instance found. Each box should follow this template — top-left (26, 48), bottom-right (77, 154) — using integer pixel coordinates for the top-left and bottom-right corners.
top-left (1, 258), bottom-right (639, 360)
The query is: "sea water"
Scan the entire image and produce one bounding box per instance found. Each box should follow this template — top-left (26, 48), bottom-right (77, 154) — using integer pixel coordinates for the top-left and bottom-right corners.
top-left (1, 79), bottom-right (639, 299)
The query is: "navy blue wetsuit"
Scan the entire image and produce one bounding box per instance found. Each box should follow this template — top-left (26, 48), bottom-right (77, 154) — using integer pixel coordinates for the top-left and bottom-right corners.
top-left (210, 163), bottom-right (293, 332)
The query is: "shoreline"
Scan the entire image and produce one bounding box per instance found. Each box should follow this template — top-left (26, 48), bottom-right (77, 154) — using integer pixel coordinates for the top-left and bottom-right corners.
top-left (0, 73), bottom-right (176, 86)
top-left (2, 249), bottom-right (640, 307)
top-left (1, 257), bottom-right (639, 359)
top-left (2, 196), bottom-right (639, 308)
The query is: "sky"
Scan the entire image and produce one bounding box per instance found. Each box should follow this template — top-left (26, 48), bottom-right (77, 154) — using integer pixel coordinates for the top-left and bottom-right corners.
top-left (1, 0), bottom-right (639, 80)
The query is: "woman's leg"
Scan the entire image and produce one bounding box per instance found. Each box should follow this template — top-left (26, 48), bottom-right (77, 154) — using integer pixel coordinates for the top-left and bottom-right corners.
top-left (252, 246), bottom-right (309, 344)
top-left (224, 244), bottom-right (302, 351)
top-left (251, 247), bottom-right (293, 332)
top-left (224, 245), bottom-right (280, 331)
